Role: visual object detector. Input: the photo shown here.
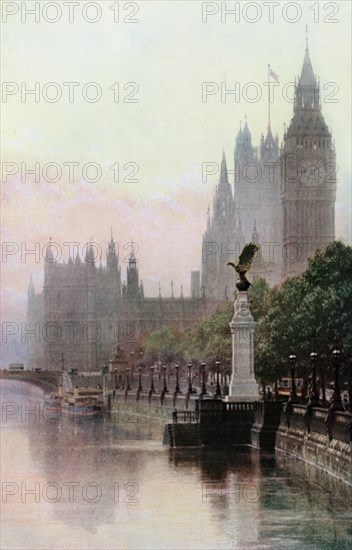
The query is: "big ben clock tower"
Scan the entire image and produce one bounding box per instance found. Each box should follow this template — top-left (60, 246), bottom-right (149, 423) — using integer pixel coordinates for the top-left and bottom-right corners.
top-left (281, 36), bottom-right (337, 279)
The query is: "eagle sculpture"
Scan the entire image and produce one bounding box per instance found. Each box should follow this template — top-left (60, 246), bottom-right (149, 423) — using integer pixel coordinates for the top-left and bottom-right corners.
top-left (227, 242), bottom-right (259, 291)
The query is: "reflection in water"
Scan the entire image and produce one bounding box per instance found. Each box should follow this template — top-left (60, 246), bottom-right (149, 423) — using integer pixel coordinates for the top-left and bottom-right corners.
top-left (1, 380), bottom-right (351, 550)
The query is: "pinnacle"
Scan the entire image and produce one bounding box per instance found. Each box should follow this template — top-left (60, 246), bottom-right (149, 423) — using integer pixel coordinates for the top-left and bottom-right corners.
top-left (299, 44), bottom-right (316, 87)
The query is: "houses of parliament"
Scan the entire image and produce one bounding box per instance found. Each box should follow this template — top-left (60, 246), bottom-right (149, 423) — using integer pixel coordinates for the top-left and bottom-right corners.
top-left (27, 40), bottom-right (337, 371)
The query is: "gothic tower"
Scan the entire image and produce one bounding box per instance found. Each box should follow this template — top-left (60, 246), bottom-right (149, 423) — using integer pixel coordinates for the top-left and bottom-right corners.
top-left (234, 117), bottom-right (257, 241)
top-left (234, 116), bottom-right (282, 286)
top-left (105, 231), bottom-right (121, 305)
top-left (202, 152), bottom-right (239, 299)
top-left (126, 246), bottom-right (140, 298)
top-left (281, 40), bottom-right (336, 278)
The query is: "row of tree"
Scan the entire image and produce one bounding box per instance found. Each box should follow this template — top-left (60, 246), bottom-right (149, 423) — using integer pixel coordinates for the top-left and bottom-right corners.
top-left (140, 241), bottom-right (352, 384)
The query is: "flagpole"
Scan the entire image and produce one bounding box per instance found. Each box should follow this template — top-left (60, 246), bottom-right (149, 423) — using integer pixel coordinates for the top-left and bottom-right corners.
top-left (267, 64), bottom-right (271, 130)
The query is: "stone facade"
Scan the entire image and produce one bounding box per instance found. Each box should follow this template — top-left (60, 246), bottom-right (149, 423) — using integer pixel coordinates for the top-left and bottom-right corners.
top-left (27, 237), bottom-right (221, 372)
top-left (202, 43), bottom-right (336, 295)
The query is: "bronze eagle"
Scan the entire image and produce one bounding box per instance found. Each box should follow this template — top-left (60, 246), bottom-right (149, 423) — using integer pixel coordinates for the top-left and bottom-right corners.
top-left (227, 242), bottom-right (259, 291)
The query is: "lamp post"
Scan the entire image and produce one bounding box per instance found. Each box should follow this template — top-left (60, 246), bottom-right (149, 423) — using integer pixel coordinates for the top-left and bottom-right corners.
top-left (162, 365), bottom-right (168, 393)
top-left (175, 364), bottom-right (181, 394)
top-left (308, 352), bottom-right (320, 406)
top-left (137, 367), bottom-right (142, 392)
top-left (214, 360), bottom-right (221, 397)
top-left (126, 368), bottom-right (131, 391)
top-left (348, 357), bottom-right (352, 415)
top-left (130, 351), bottom-right (135, 381)
top-left (330, 349), bottom-right (343, 411)
top-left (101, 363), bottom-right (109, 401)
top-left (187, 362), bottom-right (193, 394)
top-left (150, 366), bottom-right (155, 394)
top-left (200, 362), bottom-right (207, 396)
top-left (288, 354), bottom-right (298, 403)
top-left (319, 362), bottom-right (327, 406)
top-left (139, 351), bottom-right (143, 376)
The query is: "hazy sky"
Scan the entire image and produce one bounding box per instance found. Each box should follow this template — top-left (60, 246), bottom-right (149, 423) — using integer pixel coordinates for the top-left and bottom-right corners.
top-left (1, 0), bottom-right (351, 357)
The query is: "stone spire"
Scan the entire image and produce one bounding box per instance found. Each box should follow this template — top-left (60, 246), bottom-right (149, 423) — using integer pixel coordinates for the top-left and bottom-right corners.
top-left (44, 237), bottom-right (54, 263)
top-left (74, 250), bottom-right (81, 266)
top-left (234, 115), bottom-right (254, 165)
top-left (260, 124), bottom-right (279, 161)
top-left (28, 273), bottom-right (35, 296)
top-left (212, 151), bottom-right (234, 224)
top-left (294, 33), bottom-right (319, 112)
top-left (219, 150), bottom-right (229, 186)
top-left (252, 219), bottom-right (259, 244)
top-left (85, 240), bottom-right (96, 265)
top-left (127, 243), bottom-right (139, 297)
top-left (300, 42), bottom-right (315, 87)
top-left (107, 230), bottom-right (118, 270)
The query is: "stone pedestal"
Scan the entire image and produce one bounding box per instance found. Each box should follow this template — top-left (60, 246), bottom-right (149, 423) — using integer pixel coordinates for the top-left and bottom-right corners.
top-left (227, 290), bottom-right (259, 401)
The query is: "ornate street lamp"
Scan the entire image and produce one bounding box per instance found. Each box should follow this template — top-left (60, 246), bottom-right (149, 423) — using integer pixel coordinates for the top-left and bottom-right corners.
top-left (162, 365), bottom-right (168, 393)
top-left (308, 352), bottom-right (320, 406)
top-left (288, 354), bottom-right (298, 403)
top-left (150, 366), bottom-right (155, 393)
top-left (200, 362), bottom-right (207, 396)
top-left (330, 349), bottom-right (343, 411)
top-left (187, 362), bottom-right (193, 394)
top-left (214, 360), bottom-right (221, 397)
top-left (126, 368), bottom-right (131, 391)
top-left (130, 351), bottom-right (135, 381)
top-left (101, 363), bottom-right (109, 401)
top-left (137, 367), bottom-right (142, 392)
top-left (317, 357), bottom-right (327, 406)
top-left (175, 364), bottom-right (181, 394)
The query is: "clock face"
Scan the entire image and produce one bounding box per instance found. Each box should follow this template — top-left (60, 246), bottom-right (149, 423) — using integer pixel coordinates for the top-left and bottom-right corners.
top-left (299, 160), bottom-right (326, 186)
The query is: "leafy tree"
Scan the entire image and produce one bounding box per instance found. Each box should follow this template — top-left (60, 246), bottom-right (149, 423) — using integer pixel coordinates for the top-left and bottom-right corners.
top-left (178, 302), bottom-right (233, 368)
top-left (142, 325), bottom-right (181, 367)
top-left (255, 241), bottom-right (352, 385)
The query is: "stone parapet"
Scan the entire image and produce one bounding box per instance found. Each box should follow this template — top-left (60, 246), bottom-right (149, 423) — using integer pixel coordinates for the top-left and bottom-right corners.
top-left (276, 405), bottom-right (352, 487)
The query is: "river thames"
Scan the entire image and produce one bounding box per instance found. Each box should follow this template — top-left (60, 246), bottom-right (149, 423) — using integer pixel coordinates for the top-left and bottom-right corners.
top-left (1, 380), bottom-right (351, 550)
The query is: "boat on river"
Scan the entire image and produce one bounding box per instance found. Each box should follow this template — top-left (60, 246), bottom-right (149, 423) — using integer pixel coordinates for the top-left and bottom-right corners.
top-left (61, 386), bottom-right (103, 418)
top-left (44, 392), bottom-right (62, 413)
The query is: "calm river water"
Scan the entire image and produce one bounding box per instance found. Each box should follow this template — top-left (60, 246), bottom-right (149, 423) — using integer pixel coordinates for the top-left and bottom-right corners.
top-left (1, 380), bottom-right (351, 550)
